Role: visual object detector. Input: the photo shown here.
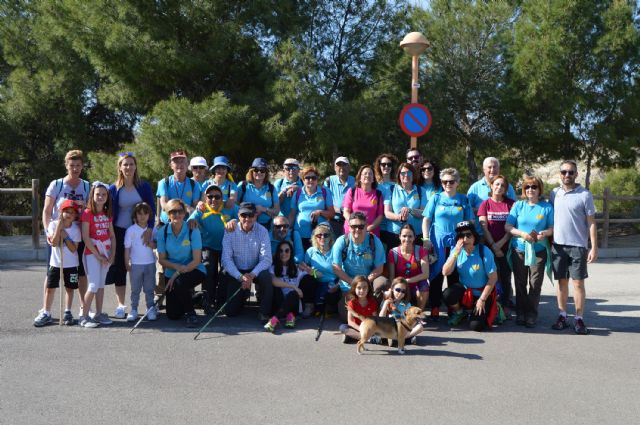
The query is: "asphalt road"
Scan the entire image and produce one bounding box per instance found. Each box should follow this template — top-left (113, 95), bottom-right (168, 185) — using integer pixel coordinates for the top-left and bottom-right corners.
top-left (1, 259), bottom-right (639, 425)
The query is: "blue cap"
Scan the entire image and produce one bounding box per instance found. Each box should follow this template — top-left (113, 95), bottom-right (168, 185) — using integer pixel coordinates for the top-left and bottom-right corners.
top-left (210, 156), bottom-right (231, 171)
top-left (251, 157), bottom-right (268, 169)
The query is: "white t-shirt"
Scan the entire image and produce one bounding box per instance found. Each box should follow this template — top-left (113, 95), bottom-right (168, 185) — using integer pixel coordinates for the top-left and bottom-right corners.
top-left (45, 178), bottom-right (89, 220)
top-left (270, 265), bottom-right (307, 296)
top-left (124, 224), bottom-right (157, 265)
top-left (47, 221), bottom-right (81, 268)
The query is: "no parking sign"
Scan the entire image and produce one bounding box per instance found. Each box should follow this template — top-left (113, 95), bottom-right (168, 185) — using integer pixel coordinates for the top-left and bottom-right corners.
top-left (399, 103), bottom-right (432, 137)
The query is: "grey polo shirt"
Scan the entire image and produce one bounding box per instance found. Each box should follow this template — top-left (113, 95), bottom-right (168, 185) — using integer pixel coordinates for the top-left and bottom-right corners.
top-left (549, 184), bottom-right (596, 248)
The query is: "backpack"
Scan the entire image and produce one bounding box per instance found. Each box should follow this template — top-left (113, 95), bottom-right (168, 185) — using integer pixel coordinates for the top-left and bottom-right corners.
top-left (164, 176), bottom-right (194, 201)
top-left (53, 178), bottom-right (90, 201)
top-left (237, 181), bottom-right (275, 208)
top-left (341, 233), bottom-right (376, 262)
top-left (294, 186), bottom-right (328, 211)
top-left (390, 245), bottom-right (422, 267)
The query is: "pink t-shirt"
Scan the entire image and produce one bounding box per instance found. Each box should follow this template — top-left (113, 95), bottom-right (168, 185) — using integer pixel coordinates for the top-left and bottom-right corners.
top-left (387, 246), bottom-right (428, 287)
top-left (477, 198), bottom-right (514, 252)
top-left (342, 187), bottom-right (384, 235)
top-left (80, 209), bottom-right (112, 254)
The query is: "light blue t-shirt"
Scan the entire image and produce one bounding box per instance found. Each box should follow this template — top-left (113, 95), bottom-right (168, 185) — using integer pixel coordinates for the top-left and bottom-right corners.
top-left (421, 182), bottom-right (442, 204)
top-left (192, 178), bottom-right (209, 194)
top-left (290, 187), bottom-right (333, 238)
top-left (237, 182), bottom-right (279, 227)
top-left (332, 233), bottom-right (385, 291)
top-left (188, 205), bottom-right (238, 251)
top-left (304, 247), bottom-right (336, 285)
top-left (270, 229), bottom-right (304, 264)
top-left (467, 178), bottom-right (517, 210)
top-left (506, 200), bottom-right (554, 252)
top-left (324, 175), bottom-right (355, 215)
top-left (274, 177), bottom-right (302, 218)
top-left (423, 192), bottom-right (473, 239)
top-left (205, 179), bottom-right (238, 203)
top-left (156, 176), bottom-right (202, 224)
top-left (384, 184), bottom-right (426, 235)
top-left (156, 223), bottom-right (206, 278)
top-left (377, 181), bottom-right (396, 232)
top-left (452, 244), bottom-right (496, 296)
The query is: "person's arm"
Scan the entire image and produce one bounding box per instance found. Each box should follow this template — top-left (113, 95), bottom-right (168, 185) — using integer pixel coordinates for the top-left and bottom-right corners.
top-left (82, 220), bottom-right (103, 261)
top-left (107, 223), bottom-right (116, 265)
top-left (379, 299), bottom-right (391, 317)
top-left (475, 271), bottom-right (498, 315)
top-left (347, 309), bottom-right (362, 331)
top-left (442, 239), bottom-right (463, 276)
top-left (587, 214), bottom-right (598, 263)
top-left (387, 252), bottom-right (396, 281)
top-left (221, 233), bottom-right (242, 280)
top-left (367, 265), bottom-right (383, 283)
top-left (407, 255), bottom-right (429, 284)
top-left (124, 247), bottom-right (132, 272)
top-left (332, 264), bottom-right (353, 286)
top-left (42, 195), bottom-right (55, 239)
top-left (272, 275), bottom-right (304, 298)
top-left (368, 213), bottom-right (383, 233)
top-left (384, 202), bottom-right (401, 221)
top-left (250, 228), bottom-right (273, 276)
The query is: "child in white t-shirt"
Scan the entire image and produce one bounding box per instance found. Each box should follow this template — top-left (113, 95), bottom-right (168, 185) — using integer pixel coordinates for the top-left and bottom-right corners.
top-left (124, 202), bottom-right (157, 322)
top-left (33, 200), bottom-right (82, 327)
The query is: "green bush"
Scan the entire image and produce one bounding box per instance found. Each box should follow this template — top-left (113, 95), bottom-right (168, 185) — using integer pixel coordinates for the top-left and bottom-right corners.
top-left (590, 168), bottom-right (640, 217)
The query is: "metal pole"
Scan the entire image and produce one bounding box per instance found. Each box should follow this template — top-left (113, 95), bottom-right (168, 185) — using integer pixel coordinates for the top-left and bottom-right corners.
top-left (410, 55), bottom-right (419, 149)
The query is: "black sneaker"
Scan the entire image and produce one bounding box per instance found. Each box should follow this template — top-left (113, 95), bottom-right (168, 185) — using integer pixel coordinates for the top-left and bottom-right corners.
top-left (573, 318), bottom-right (590, 335)
top-left (63, 311), bottom-right (76, 326)
top-left (551, 314), bottom-right (569, 330)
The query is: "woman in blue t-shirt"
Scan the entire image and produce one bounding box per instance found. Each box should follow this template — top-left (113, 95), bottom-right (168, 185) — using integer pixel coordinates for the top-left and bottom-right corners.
top-left (505, 176), bottom-right (554, 328)
top-left (441, 221), bottom-right (498, 332)
top-left (236, 158), bottom-right (280, 230)
top-left (421, 167), bottom-right (473, 320)
top-left (300, 223), bottom-right (340, 313)
top-left (419, 158), bottom-right (442, 203)
top-left (373, 153), bottom-right (399, 250)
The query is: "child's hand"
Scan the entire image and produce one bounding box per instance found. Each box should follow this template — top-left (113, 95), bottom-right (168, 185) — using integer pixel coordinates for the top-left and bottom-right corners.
top-left (142, 228), bottom-right (153, 246)
top-left (125, 262), bottom-right (132, 272)
top-left (197, 201), bottom-right (206, 212)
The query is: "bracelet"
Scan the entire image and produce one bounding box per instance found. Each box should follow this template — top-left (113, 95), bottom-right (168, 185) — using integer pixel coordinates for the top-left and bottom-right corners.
top-left (452, 252), bottom-right (459, 258)
top-left (421, 237), bottom-right (430, 241)
top-left (312, 268), bottom-right (318, 279)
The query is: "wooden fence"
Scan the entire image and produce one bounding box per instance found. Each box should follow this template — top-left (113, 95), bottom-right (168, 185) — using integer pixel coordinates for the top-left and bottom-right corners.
top-left (594, 187), bottom-right (640, 248)
top-left (0, 179), bottom-right (40, 249)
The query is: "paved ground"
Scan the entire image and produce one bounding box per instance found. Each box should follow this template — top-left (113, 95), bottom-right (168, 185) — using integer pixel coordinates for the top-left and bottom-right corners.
top-left (1, 259), bottom-right (639, 425)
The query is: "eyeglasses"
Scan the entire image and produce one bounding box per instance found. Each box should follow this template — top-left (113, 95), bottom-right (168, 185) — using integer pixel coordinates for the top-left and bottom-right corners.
top-left (524, 185), bottom-right (538, 190)
top-left (279, 248), bottom-right (291, 254)
top-left (192, 166), bottom-right (206, 170)
top-left (304, 175), bottom-right (318, 181)
top-left (458, 231), bottom-right (474, 239)
top-left (560, 170), bottom-right (575, 176)
top-left (442, 180), bottom-right (456, 185)
top-left (315, 233), bottom-right (330, 239)
top-left (206, 194), bottom-right (222, 200)
top-left (380, 162), bottom-right (393, 168)
top-left (284, 166), bottom-right (299, 171)
top-left (168, 209), bottom-right (184, 215)
top-left (394, 287), bottom-right (407, 294)
top-left (399, 171), bottom-right (412, 177)
top-left (274, 224), bottom-right (289, 229)
top-left (119, 152), bottom-right (134, 157)
top-left (422, 166), bottom-right (434, 172)
top-left (350, 224), bottom-right (365, 230)
top-left (253, 168), bottom-right (267, 174)
top-left (239, 213), bottom-right (255, 218)
top-left (407, 155), bottom-right (420, 161)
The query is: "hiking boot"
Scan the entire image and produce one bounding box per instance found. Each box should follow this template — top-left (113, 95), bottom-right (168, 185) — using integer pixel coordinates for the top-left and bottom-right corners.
top-left (284, 312), bottom-right (296, 328)
top-left (573, 318), bottom-right (590, 335)
top-left (430, 307), bottom-right (440, 322)
top-left (63, 311), bottom-right (76, 326)
top-left (551, 314), bottom-right (569, 330)
top-left (33, 310), bottom-right (52, 327)
top-left (264, 316), bottom-right (279, 332)
top-left (447, 309), bottom-right (466, 326)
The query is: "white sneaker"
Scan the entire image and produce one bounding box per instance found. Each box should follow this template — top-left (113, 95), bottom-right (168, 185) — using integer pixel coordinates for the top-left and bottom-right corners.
top-left (146, 306), bottom-right (157, 321)
top-left (126, 309), bottom-right (138, 322)
top-left (114, 305), bottom-right (126, 319)
top-left (80, 316), bottom-right (99, 328)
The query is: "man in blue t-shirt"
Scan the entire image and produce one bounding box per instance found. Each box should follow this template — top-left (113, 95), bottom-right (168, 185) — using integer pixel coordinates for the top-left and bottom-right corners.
top-left (467, 157), bottom-right (517, 209)
top-left (156, 150), bottom-right (202, 224)
top-left (274, 158), bottom-right (302, 219)
top-left (324, 156), bottom-right (355, 237)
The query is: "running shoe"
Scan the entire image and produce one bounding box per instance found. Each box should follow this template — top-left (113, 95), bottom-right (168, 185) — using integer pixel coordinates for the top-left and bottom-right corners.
top-left (573, 318), bottom-right (590, 335)
top-left (284, 312), bottom-right (296, 328)
top-left (447, 309), bottom-right (466, 326)
top-left (95, 313), bottom-right (113, 325)
top-left (80, 316), bottom-right (99, 328)
top-left (264, 316), bottom-right (279, 332)
top-left (146, 306), bottom-right (157, 321)
top-left (551, 314), bottom-right (569, 330)
top-left (430, 307), bottom-right (440, 322)
top-left (63, 311), bottom-right (76, 326)
top-left (114, 305), bottom-right (126, 319)
top-left (33, 310), bottom-right (52, 327)
top-left (126, 309), bottom-right (138, 322)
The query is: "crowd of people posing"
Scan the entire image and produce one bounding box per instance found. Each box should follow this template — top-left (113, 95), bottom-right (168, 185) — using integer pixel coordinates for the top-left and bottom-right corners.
top-left (33, 147), bottom-right (598, 344)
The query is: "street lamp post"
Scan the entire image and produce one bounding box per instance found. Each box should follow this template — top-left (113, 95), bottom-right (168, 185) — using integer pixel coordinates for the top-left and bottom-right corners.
top-left (400, 32), bottom-right (430, 149)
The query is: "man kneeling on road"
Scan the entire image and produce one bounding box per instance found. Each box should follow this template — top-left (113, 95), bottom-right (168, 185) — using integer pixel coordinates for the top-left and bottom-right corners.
top-left (220, 203), bottom-right (273, 320)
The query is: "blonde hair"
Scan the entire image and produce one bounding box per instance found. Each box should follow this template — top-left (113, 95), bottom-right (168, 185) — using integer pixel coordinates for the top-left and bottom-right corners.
top-left (164, 198), bottom-right (187, 214)
top-left (311, 223), bottom-right (335, 251)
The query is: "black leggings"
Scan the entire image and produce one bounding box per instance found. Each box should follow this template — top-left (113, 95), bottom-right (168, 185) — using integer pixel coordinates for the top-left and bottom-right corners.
top-left (272, 275), bottom-right (317, 317)
top-left (165, 269), bottom-right (206, 320)
top-left (443, 281), bottom-right (493, 332)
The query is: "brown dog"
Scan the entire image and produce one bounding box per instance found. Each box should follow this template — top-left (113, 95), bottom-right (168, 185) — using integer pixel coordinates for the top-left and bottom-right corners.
top-left (356, 306), bottom-right (423, 354)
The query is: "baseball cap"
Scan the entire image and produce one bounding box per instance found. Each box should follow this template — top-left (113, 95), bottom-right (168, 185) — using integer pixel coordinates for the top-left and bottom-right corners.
top-left (59, 199), bottom-right (77, 212)
top-left (238, 202), bottom-right (257, 216)
top-left (251, 158), bottom-right (268, 169)
top-left (334, 156), bottom-right (350, 165)
top-left (283, 158), bottom-right (300, 167)
top-left (170, 150), bottom-right (187, 160)
top-left (189, 156), bottom-right (208, 169)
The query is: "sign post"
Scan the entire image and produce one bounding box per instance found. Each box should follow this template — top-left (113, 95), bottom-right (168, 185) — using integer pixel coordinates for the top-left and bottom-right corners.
top-left (399, 32), bottom-right (430, 149)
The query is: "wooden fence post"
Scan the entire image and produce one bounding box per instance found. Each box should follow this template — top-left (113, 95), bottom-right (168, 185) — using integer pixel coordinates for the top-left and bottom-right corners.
top-left (31, 179), bottom-right (40, 249)
top-left (602, 187), bottom-right (610, 249)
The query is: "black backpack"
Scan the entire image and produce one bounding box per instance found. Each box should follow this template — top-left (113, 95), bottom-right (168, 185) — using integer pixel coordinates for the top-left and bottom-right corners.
top-left (341, 233), bottom-right (376, 262)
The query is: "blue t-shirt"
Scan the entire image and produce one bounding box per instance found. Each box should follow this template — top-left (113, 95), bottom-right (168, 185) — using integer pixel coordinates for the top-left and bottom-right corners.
top-left (304, 247), bottom-right (336, 285)
top-left (452, 244), bottom-right (496, 296)
top-left (467, 178), bottom-right (517, 210)
top-left (506, 200), bottom-right (554, 252)
top-left (377, 181), bottom-right (395, 232)
top-left (332, 233), bottom-right (385, 291)
top-left (385, 184), bottom-right (426, 235)
top-left (389, 300), bottom-right (412, 320)
top-left (324, 175), bottom-right (355, 215)
top-left (274, 177), bottom-right (302, 218)
top-left (421, 182), bottom-right (442, 204)
top-left (192, 178), bottom-right (209, 194)
top-left (156, 223), bottom-right (206, 278)
top-left (205, 179), bottom-right (238, 203)
top-left (270, 229), bottom-right (304, 264)
top-left (156, 176), bottom-right (202, 224)
top-left (188, 206), bottom-right (238, 251)
top-left (290, 187), bottom-right (333, 238)
top-left (237, 182), bottom-right (279, 227)
top-left (423, 192), bottom-right (473, 240)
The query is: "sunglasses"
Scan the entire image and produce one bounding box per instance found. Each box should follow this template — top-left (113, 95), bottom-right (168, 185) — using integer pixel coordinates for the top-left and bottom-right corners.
top-left (253, 168), bottom-right (267, 174)
top-left (560, 170), bottom-right (575, 176)
top-left (394, 287), bottom-right (407, 294)
top-left (192, 166), bottom-right (206, 170)
top-left (304, 175), bottom-right (318, 181)
top-left (119, 151), bottom-right (134, 157)
top-left (274, 224), bottom-right (289, 229)
top-left (284, 165), bottom-right (299, 171)
top-left (336, 162), bottom-right (349, 167)
top-left (400, 171), bottom-right (413, 177)
top-left (524, 185), bottom-right (538, 190)
top-left (206, 194), bottom-right (222, 200)
top-left (350, 224), bottom-right (365, 230)
top-left (458, 231), bottom-right (474, 239)
top-left (279, 248), bottom-right (291, 254)
top-left (407, 155), bottom-right (420, 161)
top-left (442, 180), bottom-right (456, 185)
top-left (168, 209), bottom-right (184, 215)
top-left (239, 213), bottom-right (255, 218)
top-left (380, 162), bottom-right (393, 168)
top-left (422, 166), bottom-right (434, 172)
top-left (315, 233), bottom-right (330, 239)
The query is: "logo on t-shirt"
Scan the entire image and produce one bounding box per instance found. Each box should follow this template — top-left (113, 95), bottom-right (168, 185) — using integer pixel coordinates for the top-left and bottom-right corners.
top-left (536, 214), bottom-right (544, 220)
top-left (472, 264), bottom-right (480, 271)
top-left (182, 239), bottom-right (191, 247)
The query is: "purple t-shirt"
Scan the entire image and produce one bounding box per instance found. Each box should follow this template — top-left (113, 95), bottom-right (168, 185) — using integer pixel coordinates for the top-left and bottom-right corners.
top-left (478, 197), bottom-right (514, 251)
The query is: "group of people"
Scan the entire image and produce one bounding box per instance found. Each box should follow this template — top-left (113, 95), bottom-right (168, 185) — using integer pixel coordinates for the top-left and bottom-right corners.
top-left (33, 147), bottom-right (598, 341)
